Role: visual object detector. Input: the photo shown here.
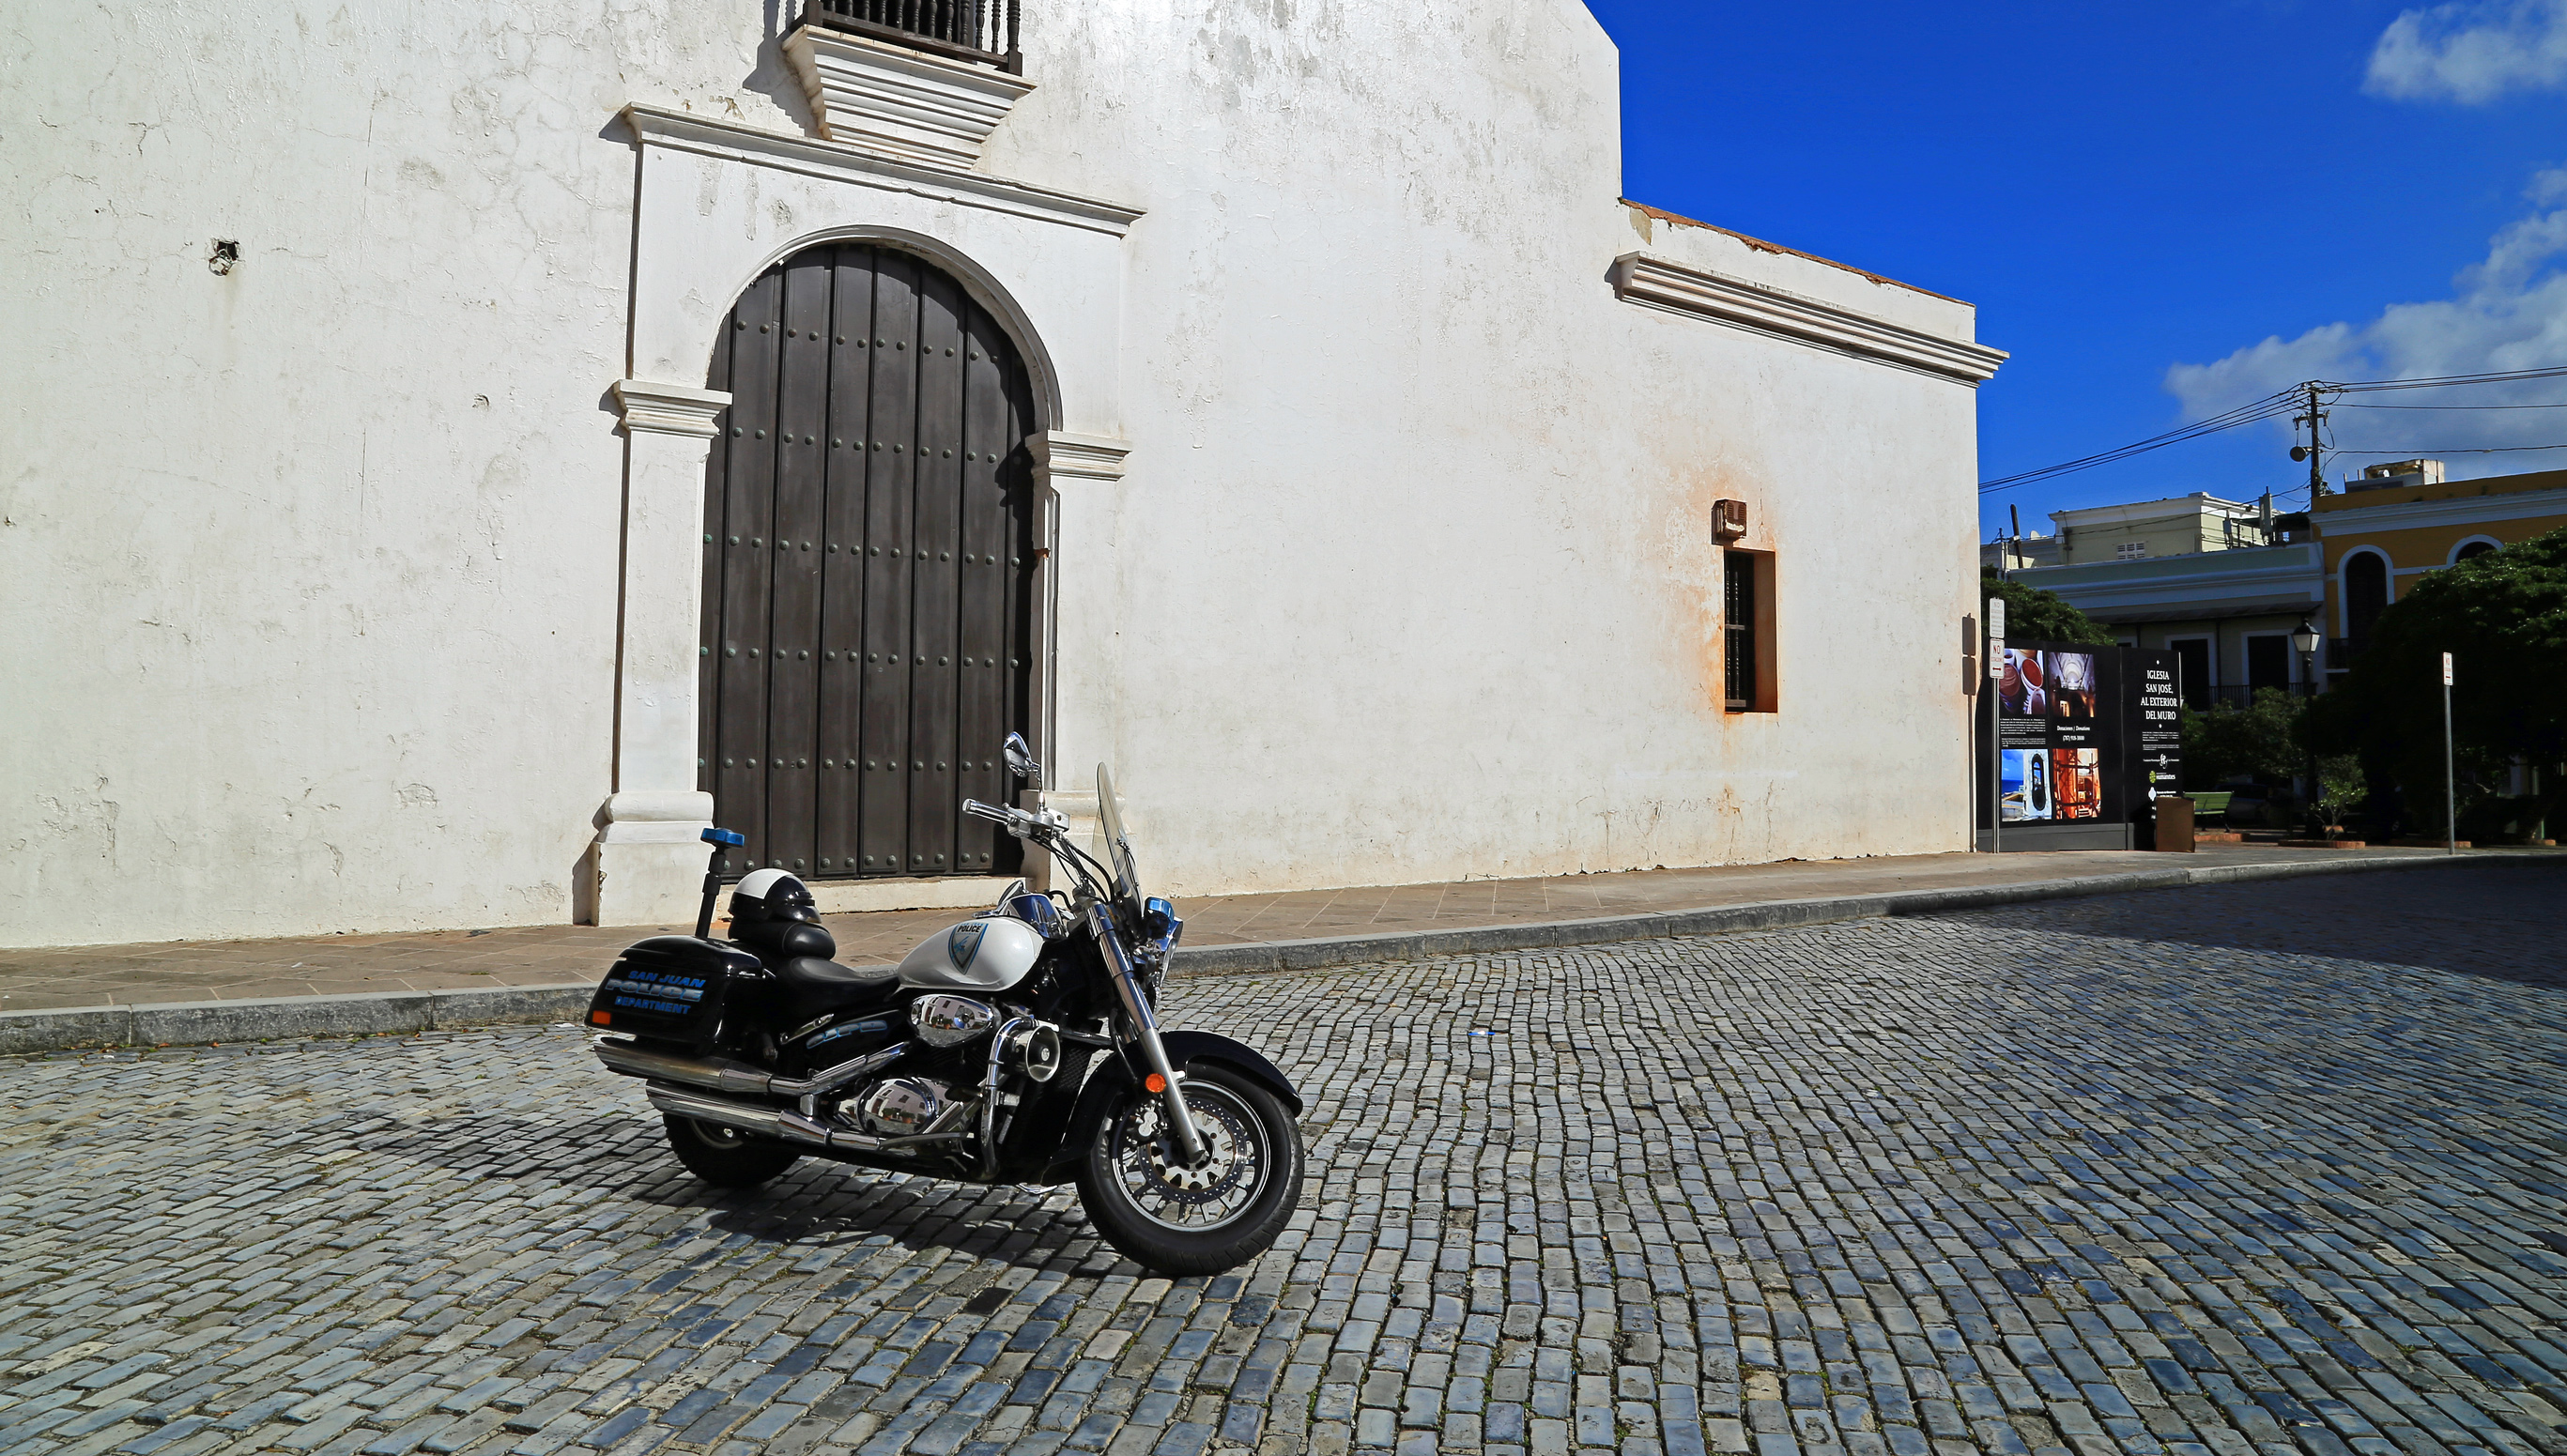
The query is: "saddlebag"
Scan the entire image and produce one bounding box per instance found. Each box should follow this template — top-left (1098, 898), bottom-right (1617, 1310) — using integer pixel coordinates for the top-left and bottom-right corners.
top-left (586, 936), bottom-right (759, 1052)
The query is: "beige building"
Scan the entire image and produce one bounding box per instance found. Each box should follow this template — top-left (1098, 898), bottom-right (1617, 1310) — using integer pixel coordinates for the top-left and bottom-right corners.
top-left (1983, 494), bottom-right (2275, 575)
top-left (2047, 495), bottom-right (2274, 564)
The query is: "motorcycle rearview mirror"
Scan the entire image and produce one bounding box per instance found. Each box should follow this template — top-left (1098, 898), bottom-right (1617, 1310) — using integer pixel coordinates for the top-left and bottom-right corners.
top-left (1004, 732), bottom-right (1042, 789)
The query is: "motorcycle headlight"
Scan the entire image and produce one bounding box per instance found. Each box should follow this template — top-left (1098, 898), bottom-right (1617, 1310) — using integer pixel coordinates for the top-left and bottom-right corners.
top-left (911, 994), bottom-right (998, 1048)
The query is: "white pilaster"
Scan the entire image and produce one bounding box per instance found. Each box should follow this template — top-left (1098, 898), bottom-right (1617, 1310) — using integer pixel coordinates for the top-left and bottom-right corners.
top-left (586, 379), bottom-right (730, 927)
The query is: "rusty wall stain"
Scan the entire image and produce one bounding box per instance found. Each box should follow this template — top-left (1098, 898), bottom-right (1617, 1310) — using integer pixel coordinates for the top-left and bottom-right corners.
top-left (1650, 459), bottom-right (1753, 725)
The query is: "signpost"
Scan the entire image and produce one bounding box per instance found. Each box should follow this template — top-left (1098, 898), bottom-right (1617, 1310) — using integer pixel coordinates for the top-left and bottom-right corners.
top-left (2443, 651), bottom-right (2456, 856)
top-left (1987, 598), bottom-right (2005, 853)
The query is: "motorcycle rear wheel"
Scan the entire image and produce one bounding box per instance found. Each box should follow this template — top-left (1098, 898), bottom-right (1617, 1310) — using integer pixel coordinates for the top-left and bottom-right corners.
top-left (1075, 1062), bottom-right (1304, 1275)
top-left (662, 1113), bottom-right (801, 1188)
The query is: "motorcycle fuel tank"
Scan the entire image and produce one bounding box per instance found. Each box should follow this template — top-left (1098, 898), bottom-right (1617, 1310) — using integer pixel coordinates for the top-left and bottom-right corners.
top-left (898, 915), bottom-right (1046, 992)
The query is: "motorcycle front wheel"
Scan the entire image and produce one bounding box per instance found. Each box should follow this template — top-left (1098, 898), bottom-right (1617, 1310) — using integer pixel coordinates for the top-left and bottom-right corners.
top-left (1075, 1061), bottom-right (1305, 1275)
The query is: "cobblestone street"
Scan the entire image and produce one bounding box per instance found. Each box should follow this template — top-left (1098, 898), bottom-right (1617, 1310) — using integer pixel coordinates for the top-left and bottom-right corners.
top-left (5, 864), bottom-right (2565, 1456)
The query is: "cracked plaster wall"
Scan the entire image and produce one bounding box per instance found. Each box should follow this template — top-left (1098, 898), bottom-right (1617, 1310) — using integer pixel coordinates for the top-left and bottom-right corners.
top-left (1, 0), bottom-right (1987, 944)
top-left (974, 0), bottom-right (1987, 894)
top-left (0, 1), bottom-right (797, 945)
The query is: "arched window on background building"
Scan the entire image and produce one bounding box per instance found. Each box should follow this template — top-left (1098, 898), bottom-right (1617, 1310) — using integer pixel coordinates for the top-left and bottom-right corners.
top-left (2344, 552), bottom-right (2390, 652)
top-left (2455, 539), bottom-right (2499, 563)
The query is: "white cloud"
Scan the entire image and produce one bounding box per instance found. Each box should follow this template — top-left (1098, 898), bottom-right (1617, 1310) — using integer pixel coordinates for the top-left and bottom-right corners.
top-left (2366, 0), bottom-right (2567, 103)
top-left (2165, 169), bottom-right (2567, 474)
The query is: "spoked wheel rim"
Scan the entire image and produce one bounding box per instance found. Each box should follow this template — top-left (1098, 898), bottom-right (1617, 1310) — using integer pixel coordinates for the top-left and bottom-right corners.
top-left (1102, 1082), bottom-right (1272, 1233)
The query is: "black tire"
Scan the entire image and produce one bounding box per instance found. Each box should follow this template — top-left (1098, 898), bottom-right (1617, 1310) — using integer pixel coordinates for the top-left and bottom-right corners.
top-left (661, 1112), bottom-right (802, 1188)
top-left (1075, 1060), bottom-right (1304, 1275)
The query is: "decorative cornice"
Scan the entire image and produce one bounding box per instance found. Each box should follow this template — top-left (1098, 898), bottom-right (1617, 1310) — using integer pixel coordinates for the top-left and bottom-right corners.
top-left (781, 25), bottom-right (1035, 171)
top-left (1608, 253), bottom-right (2007, 384)
top-left (1033, 431), bottom-right (1131, 484)
top-left (2313, 483), bottom-right (2567, 535)
top-left (614, 378), bottom-right (730, 437)
top-left (623, 104), bottom-right (1144, 239)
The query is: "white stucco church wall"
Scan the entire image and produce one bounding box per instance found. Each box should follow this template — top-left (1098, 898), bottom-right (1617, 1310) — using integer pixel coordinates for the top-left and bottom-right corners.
top-left (2, 0), bottom-right (1998, 946)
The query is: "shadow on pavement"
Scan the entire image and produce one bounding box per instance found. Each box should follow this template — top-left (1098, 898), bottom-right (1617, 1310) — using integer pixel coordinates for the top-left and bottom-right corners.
top-left (1925, 860), bottom-right (2567, 989)
top-left (347, 1107), bottom-right (1113, 1273)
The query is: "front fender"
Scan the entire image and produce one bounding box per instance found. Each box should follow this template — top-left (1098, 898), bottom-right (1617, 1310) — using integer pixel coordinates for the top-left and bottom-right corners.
top-left (1039, 1032), bottom-right (1302, 1184)
top-left (1155, 1031), bottom-right (1301, 1115)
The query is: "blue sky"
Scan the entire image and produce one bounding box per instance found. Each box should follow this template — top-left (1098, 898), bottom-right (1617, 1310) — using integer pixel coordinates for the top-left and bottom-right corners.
top-left (1581, 0), bottom-right (2567, 541)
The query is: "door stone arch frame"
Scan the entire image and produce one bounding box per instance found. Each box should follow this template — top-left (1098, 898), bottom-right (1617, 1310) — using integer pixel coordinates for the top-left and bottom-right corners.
top-left (583, 105), bottom-right (1141, 924)
top-left (723, 225), bottom-right (1069, 441)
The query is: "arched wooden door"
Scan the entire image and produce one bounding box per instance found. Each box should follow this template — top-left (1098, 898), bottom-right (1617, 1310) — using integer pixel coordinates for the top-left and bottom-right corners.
top-left (698, 243), bottom-right (1038, 882)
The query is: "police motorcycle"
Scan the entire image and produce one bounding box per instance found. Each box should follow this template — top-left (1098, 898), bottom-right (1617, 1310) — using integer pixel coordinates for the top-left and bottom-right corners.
top-left (583, 735), bottom-right (1304, 1274)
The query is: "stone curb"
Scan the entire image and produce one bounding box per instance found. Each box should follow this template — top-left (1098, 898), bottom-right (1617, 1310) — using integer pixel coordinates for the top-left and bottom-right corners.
top-left (0, 983), bottom-right (595, 1058)
top-left (2, 849), bottom-right (2552, 1055)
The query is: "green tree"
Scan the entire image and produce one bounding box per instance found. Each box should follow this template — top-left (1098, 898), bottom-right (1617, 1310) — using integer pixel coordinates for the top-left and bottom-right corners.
top-left (2179, 688), bottom-right (2364, 823)
top-left (1977, 573), bottom-right (2114, 646)
top-left (2307, 524), bottom-right (2567, 838)
top-left (2180, 689), bottom-right (2300, 785)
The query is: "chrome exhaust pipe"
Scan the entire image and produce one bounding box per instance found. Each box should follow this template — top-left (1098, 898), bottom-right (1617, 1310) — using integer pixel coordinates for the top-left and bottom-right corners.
top-left (592, 1035), bottom-right (906, 1097)
top-left (646, 1083), bottom-right (973, 1157)
top-left (646, 1082), bottom-right (906, 1155)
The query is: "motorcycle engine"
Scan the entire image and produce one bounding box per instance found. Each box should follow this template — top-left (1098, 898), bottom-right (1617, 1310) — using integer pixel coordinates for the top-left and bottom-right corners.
top-left (852, 1076), bottom-right (966, 1138)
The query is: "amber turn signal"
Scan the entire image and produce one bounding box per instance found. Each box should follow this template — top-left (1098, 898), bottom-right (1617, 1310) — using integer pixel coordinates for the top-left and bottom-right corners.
top-left (591, 1011), bottom-right (612, 1026)
top-left (1143, 1072), bottom-right (1168, 1094)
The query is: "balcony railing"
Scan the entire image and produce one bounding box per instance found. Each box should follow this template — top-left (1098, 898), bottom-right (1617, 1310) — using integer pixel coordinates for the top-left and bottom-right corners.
top-left (804, 0), bottom-right (1022, 72)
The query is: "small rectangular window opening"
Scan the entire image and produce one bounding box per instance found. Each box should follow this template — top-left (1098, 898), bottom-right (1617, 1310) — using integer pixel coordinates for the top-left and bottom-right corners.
top-left (1723, 550), bottom-right (1771, 713)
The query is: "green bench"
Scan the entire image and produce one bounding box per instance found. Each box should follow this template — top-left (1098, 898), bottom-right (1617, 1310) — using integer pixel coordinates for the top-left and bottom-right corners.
top-left (2188, 790), bottom-right (2233, 825)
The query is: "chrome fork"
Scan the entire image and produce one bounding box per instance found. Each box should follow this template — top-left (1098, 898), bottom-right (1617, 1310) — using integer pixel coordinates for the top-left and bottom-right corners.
top-left (1085, 901), bottom-right (1205, 1163)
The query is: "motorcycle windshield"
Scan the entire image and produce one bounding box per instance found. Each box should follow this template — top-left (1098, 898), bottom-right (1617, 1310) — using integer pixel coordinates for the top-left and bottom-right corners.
top-left (1097, 763), bottom-right (1142, 906)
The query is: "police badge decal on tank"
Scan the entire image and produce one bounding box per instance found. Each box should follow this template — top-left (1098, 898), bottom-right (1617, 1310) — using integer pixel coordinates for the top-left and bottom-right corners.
top-left (897, 914), bottom-right (1044, 991)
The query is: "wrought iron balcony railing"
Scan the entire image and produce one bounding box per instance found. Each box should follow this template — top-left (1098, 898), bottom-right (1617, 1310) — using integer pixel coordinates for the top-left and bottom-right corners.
top-left (803, 0), bottom-right (1022, 72)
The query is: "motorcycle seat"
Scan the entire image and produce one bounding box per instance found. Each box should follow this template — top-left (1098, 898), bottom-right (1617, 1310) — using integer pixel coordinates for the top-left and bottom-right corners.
top-left (773, 956), bottom-right (901, 1023)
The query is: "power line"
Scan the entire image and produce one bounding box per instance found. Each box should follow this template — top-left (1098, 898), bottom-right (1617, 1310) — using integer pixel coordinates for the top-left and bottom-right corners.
top-left (1977, 390), bottom-right (2301, 493)
top-left (2330, 397), bottom-right (2567, 410)
top-left (1978, 361), bottom-right (2567, 493)
top-left (2330, 444), bottom-right (2567, 454)
top-left (2329, 364), bottom-right (2567, 392)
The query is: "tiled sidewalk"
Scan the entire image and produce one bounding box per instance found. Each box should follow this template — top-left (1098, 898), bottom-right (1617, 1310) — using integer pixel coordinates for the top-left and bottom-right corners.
top-left (0, 844), bottom-right (2511, 1016)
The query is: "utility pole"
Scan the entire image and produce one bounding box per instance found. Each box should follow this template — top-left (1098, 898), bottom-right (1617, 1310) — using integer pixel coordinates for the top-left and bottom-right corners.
top-left (2292, 382), bottom-right (2330, 498)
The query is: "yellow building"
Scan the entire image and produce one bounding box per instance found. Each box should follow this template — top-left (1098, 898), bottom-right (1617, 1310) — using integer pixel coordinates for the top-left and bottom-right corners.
top-left (2315, 461), bottom-right (2567, 667)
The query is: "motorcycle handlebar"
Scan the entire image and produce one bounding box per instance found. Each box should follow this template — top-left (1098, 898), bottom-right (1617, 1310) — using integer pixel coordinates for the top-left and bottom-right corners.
top-left (961, 798), bottom-right (1038, 835)
top-left (962, 798), bottom-right (1117, 903)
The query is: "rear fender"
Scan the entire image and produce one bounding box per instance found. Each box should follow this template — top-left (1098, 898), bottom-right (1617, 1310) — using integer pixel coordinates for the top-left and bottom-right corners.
top-left (1040, 1032), bottom-right (1301, 1184)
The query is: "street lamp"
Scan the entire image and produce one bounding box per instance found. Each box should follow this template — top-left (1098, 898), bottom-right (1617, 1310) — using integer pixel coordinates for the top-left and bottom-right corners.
top-left (2292, 617), bottom-right (2323, 836)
